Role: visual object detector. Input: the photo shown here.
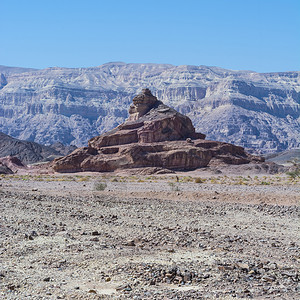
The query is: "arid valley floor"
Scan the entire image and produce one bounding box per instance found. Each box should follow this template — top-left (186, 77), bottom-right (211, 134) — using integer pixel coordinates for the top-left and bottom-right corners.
top-left (0, 172), bottom-right (299, 299)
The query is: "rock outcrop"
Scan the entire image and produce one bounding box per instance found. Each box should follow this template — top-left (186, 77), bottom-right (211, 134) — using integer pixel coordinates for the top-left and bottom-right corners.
top-left (0, 132), bottom-right (76, 164)
top-left (0, 162), bottom-right (13, 174)
top-left (52, 89), bottom-right (263, 173)
top-left (0, 156), bottom-right (26, 173)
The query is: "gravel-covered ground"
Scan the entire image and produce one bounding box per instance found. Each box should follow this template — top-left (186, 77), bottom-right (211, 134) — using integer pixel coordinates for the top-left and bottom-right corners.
top-left (0, 175), bottom-right (299, 299)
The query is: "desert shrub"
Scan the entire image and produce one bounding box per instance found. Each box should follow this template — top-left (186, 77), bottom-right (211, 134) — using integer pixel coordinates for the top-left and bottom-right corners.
top-left (94, 181), bottom-right (107, 191)
top-left (194, 177), bottom-right (203, 183)
top-left (260, 181), bottom-right (270, 185)
top-left (78, 176), bottom-right (89, 182)
top-left (168, 182), bottom-right (180, 191)
top-left (286, 159), bottom-right (300, 180)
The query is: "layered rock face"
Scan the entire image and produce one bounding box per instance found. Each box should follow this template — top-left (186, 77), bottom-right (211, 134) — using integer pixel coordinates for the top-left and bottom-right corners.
top-left (89, 89), bottom-right (205, 148)
top-left (52, 90), bottom-right (263, 173)
top-left (1, 63), bottom-right (299, 153)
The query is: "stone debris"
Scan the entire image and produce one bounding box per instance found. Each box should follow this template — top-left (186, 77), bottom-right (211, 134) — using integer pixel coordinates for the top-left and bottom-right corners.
top-left (0, 179), bottom-right (299, 299)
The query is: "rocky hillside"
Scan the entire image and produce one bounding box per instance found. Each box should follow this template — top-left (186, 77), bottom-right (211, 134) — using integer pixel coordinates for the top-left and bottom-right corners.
top-left (0, 63), bottom-right (299, 153)
top-left (0, 132), bottom-right (76, 164)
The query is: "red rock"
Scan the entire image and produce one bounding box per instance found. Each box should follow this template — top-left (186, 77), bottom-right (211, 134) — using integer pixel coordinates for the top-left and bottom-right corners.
top-left (52, 89), bottom-right (263, 173)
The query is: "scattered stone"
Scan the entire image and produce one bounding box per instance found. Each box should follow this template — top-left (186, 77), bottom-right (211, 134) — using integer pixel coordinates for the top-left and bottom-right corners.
top-left (43, 277), bottom-right (50, 282)
top-left (91, 231), bottom-right (100, 236)
top-left (90, 237), bottom-right (99, 242)
top-left (236, 263), bottom-right (250, 271)
top-left (262, 275), bottom-right (276, 282)
top-left (124, 240), bottom-right (135, 246)
top-left (167, 249), bottom-right (175, 253)
top-left (116, 284), bottom-right (132, 292)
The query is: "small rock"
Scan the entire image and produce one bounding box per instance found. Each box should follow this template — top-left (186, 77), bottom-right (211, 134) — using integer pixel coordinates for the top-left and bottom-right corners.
top-left (281, 272), bottom-right (295, 277)
top-left (105, 277), bottom-right (111, 282)
top-left (43, 277), bottom-right (50, 282)
top-left (183, 272), bottom-right (192, 282)
top-left (124, 240), bottom-right (135, 246)
top-left (116, 284), bottom-right (132, 291)
top-left (173, 276), bottom-right (183, 283)
top-left (7, 284), bottom-right (15, 290)
top-left (236, 263), bottom-right (249, 271)
top-left (167, 249), bottom-right (175, 253)
top-left (88, 289), bottom-right (97, 294)
top-left (262, 275), bottom-right (275, 282)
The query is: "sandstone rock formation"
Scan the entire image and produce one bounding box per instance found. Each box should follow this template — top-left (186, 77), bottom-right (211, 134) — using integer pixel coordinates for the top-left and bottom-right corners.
top-left (52, 89), bottom-right (263, 173)
top-left (0, 63), bottom-right (299, 153)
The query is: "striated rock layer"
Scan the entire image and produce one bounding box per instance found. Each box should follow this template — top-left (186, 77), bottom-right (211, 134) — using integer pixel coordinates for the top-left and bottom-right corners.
top-left (53, 89), bottom-right (263, 173)
top-left (0, 63), bottom-right (299, 153)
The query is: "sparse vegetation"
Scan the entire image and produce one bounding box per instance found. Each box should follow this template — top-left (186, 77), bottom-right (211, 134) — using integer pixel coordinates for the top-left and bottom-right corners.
top-left (168, 182), bottom-right (180, 191)
top-left (286, 159), bottom-right (300, 180)
top-left (94, 181), bottom-right (107, 191)
top-left (194, 177), bottom-right (203, 183)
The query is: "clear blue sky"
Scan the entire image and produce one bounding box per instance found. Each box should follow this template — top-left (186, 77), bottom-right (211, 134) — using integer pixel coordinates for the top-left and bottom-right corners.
top-left (1, 0), bottom-right (299, 72)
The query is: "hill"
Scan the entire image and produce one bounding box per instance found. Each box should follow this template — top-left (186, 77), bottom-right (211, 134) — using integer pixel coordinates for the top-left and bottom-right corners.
top-left (0, 132), bottom-right (76, 164)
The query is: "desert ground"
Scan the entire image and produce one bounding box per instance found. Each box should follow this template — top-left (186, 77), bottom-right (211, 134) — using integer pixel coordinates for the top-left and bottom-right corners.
top-left (0, 172), bottom-right (299, 299)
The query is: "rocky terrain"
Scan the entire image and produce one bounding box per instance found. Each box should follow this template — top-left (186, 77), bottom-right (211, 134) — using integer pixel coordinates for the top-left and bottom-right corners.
top-left (0, 132), bottom-right (76, 164)
top-left (0, 162), bottom-right (13, 174)
top-left (52, 89), bottom-right (263, 173)
top-left (0, 63), bottom-right (299, 153)
top-left (266, 149), bottom-right (300, 166)
top-left (0, 175), bottom-right (299, 299)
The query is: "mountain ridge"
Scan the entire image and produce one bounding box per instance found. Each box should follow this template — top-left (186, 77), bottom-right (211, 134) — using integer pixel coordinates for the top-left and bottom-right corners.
top-left (0, 63), bottom-right (299, 153)
top-left (0, 132), bottom-right (76, 164)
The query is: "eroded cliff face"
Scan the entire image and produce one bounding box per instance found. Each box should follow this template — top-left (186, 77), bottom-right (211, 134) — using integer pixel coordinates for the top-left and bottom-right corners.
top-left (0, 63), bottom-right (299, 153)
top-left (52, 89), bottom-right (263, 173)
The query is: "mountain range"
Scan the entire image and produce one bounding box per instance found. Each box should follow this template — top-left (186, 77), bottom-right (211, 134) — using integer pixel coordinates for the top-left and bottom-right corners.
top-left (0, 63), bottom-right (299, 153)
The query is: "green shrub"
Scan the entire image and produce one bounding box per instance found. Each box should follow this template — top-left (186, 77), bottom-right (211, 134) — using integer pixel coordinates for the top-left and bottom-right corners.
top-left (94, 181), bottom-right (107, 191)
top-left (286, 159), bottom-right (300, 180)
top-left (194, 177), bottom-right (203, 183)
top-left (168, 182), bottom-right (180, 191)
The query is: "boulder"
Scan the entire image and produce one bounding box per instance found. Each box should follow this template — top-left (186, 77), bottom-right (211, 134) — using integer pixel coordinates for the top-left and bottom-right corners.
top-left (53, 89), bottom-right (263, 173)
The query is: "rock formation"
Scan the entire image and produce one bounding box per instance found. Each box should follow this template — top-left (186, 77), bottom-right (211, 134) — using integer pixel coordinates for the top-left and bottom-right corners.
top-left (0, 132), bottom-right (76, 164)
top-left (0, 162), bottom-right (13, 174)
top-left (0, 156), bottom-right (26, 173)
top-left (52, 89), bottom-right (263, 173)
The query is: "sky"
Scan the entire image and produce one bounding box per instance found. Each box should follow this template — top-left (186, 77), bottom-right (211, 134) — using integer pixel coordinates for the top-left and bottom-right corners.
top-left (0, 0), bottom-right (299, 72)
